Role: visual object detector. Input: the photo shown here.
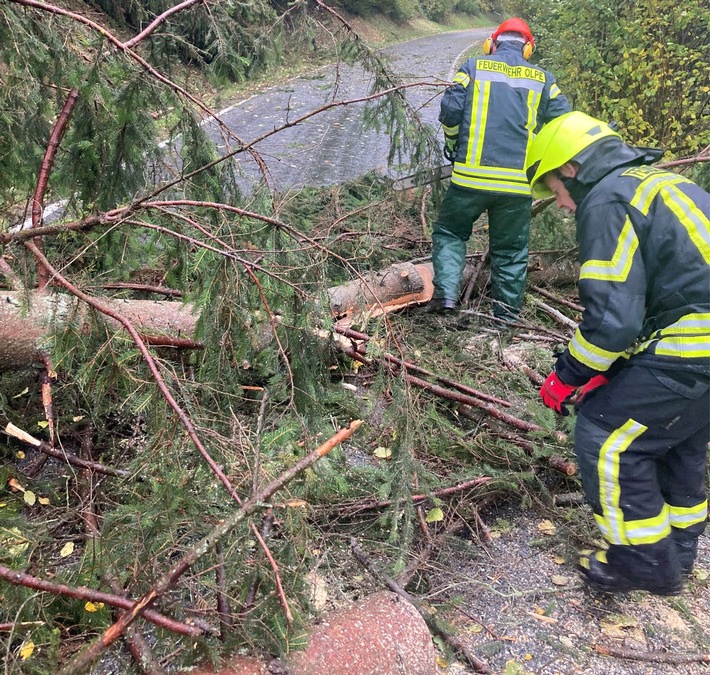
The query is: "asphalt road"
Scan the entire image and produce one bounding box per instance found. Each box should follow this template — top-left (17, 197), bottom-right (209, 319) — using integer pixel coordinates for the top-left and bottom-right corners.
top-left (195, 28), bottom-right (491, 193)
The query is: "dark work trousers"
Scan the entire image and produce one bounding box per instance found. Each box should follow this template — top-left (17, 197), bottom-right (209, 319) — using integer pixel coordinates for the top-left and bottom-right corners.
top-left (575, 362), bottom-right (710, 590)
top-left (431, 184), bottom-right (532, 320)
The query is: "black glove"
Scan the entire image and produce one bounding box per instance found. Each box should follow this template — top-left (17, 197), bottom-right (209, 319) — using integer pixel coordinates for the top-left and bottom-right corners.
top-left (443, 137), bottom-right (458, 163)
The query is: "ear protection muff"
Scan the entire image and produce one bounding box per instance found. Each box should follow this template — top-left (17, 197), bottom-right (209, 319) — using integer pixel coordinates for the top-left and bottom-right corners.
top-left (483, 37), bottom-right (535, 60)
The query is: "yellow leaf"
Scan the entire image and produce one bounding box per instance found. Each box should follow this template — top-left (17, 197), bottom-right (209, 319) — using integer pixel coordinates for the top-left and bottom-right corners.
top-left (12, 388), bottom-right (29, 399)
top-left (72, 415), bottom-right (85, 422)
top-left (436, 656), bottom-right (448, 668)
top-left (553, 555), bottom-right (565, 565)
top-left (0, 503), bottom-right (6, 508)
top-left (60, 542), bottom-right (75, 558)
top-left (38, 497), bottom-right (50, 506)
top-left (1, 527), bottom-right (30, 556)
top-left (84, 601), bottom-right (105, 612)
top-left (425, 507), bottom-right (444, 523)
top-left (23, 491), bottom-right (36, 506)
top-left (537, 519), bottom-right (556, 536)
top-left (16, 451), bottom-right (25, 459)
top-left (37, 421), bottom-right (49, 429)
top-left (467, 623), bottom-right (484, 634)
top-left (373, 446), bottom-right (392, 459)
top-left (19, 640), bottom-right (34, 660)
top-left (693, 568), bottom-right (708, 581)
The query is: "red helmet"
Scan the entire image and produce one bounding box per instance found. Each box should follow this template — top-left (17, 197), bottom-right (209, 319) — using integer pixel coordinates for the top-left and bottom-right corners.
top-left (492, 18), bottom-right (534, 48)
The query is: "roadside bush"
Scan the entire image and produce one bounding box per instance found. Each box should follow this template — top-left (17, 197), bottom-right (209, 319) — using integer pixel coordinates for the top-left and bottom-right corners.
top-left (508, 0), bottom-right (710, 157)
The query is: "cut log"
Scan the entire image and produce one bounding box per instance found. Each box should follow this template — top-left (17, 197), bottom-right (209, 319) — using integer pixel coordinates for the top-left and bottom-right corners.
top-left (0, 291), bottom-right (198, 371)
top-left (0, 254), bottom-right (577, 370)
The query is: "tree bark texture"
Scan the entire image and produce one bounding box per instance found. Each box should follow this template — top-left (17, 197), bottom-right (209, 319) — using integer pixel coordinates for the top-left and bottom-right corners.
top-left (0, 255), bottom-right (577, 370)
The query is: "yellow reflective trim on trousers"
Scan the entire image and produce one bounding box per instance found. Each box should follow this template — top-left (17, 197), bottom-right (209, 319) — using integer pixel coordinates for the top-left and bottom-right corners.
top-left (670, 501), bottom-right (708, 528)
top-left (598, 419), bottom-right (648, 545)
top-left (660, 184), bottom-right (710, 264)
top-left (442, 124), bottom-right (459, 136)
top-left (624, 505), bottom-right (671, 545)
top-left (453, 71), bottom-right (470, 87)
top-left (580, 216), bottom-right (638, 282)
top-left (569, 329), bottom-right (624, 370)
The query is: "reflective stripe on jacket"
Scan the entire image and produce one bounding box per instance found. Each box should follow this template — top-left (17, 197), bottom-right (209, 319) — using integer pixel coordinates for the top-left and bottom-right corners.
top-left (556, 163), bottom-right (710, 386)
top-left (439, 42), bottom-right (571, 196)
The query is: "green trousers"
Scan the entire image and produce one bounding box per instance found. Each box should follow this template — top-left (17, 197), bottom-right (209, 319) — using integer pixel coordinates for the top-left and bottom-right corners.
top-left (431, 184), bottom-right (532, 320)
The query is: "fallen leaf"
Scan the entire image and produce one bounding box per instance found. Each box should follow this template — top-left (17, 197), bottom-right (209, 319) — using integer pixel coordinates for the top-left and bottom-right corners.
top-left (72, 415), bottom-right (85, 422)
top-left (600, 614), bottom-right (642, 640)
top-left (467, 623), bottom-right (484, 634)
top-left (425, 507), bottom-right (444, 523)
top-left (19, 640), bottom-right (34, 660)
top-left (537, 519), bottom-right (556, 535)
top-left (553, 555), bottom-right (565, 564)
top-left (436, 656), bottom-right (448, 668)
top-left (693, 567), bottom-right (708, 581)
top-left (8, 477), bottom-right (25, 492)
top-left (12, 388), bottom-right (29, 399)
top-left (23, 491), bottom-right (36, 506)
top-left (38, 497), bottom-right (50, 506)
top-left (60, 542), bottom-right (75, 558)
top-left (16, 451), bottom-right (25, 459)
top-left (373, 446), bottom-right (392, 459)
top-left (84, 602), bottom-right (105, 612)
top-left (281, 499), bottom-right (308, 508)
top-left (37, 421), bottom-right (49, 429)
top-left (551, 575), bottom-right (571, 586)
top-left (1, 527), bottom-right (30, 556)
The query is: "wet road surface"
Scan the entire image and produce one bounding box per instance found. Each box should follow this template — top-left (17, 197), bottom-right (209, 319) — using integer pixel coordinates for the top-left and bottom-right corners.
top-left (195, 28), bottom-right (490, 192)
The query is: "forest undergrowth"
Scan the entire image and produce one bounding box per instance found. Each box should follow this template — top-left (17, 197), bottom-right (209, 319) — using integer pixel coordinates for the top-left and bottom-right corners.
top-left (1, 1), bottom-right (708, 672)
top-left (1, 171), bottom-right (606, 673)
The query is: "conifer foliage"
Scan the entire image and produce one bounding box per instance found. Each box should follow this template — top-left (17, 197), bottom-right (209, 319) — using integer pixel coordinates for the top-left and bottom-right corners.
top-left (0, 2), bottom-right (466, 672)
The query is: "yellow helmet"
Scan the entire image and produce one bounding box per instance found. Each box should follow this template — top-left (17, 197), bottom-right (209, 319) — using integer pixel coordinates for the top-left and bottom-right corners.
top-left (525, 111), bottom-right (622, 198)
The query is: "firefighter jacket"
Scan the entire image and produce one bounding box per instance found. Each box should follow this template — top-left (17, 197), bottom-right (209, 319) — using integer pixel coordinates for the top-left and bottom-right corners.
top-left (554, 140), bottom-right (710, 387)
top-left (439, 42), bottom-right (571, 197)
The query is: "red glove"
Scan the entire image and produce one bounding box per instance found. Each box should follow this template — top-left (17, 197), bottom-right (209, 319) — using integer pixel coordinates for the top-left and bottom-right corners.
top-left (540, 371), bottom-right (577, 416)
top-left (575, 374), bottom-right (609, 405)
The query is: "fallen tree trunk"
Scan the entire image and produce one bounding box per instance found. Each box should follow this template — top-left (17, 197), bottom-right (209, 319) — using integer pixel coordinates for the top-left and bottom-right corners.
top-left (0, 254), bottom-right (577, 370)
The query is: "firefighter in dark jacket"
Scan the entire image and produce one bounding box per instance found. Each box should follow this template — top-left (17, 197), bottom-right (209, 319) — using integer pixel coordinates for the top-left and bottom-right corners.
top-left (526, 110), bottom-right (710, 595)
top-left (430, 18), bottom-right (571, 321)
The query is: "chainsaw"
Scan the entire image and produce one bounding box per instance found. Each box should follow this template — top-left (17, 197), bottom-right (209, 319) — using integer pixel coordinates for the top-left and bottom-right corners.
top-left (391, 163), bottom-right (452, 191)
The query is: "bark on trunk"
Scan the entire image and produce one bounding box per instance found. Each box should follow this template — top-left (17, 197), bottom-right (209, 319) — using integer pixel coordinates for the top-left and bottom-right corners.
top-left (0, 255), bottom-right (577, 370)
top-left (0, 291), bottom-right (198, 371)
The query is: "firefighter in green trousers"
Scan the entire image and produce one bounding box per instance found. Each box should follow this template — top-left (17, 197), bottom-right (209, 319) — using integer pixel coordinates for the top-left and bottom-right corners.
top-left (430, 18), bottom-right (571, 321)
top-left (526, 111), bottom-right (710, 595)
